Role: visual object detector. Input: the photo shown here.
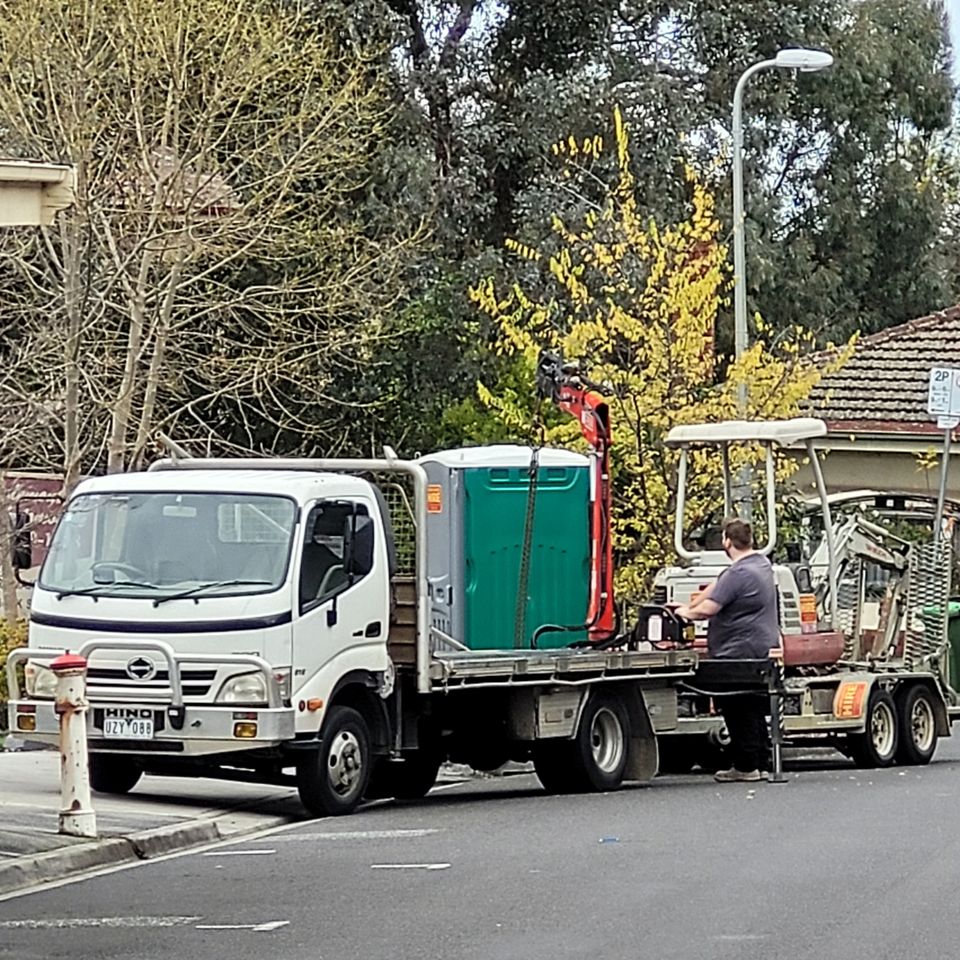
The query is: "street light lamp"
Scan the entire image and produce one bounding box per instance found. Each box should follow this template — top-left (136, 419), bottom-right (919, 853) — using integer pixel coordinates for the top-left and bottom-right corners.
top-left (731, 47), bottom-right (833, 516)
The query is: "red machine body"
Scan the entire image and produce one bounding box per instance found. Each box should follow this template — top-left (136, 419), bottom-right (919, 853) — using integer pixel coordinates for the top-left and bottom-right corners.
top-left (536, 352), bottom-right (616, 643)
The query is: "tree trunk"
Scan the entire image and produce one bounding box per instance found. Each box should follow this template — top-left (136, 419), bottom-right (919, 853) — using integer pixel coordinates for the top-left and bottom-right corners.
top-left (61, 217), bottom-right (83, 495)
top-left (0, 477), bottom-right (20, 622)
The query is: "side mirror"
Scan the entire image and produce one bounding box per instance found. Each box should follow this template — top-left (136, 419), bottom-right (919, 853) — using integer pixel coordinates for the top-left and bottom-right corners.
top-left (347, 515), bottom-right (374, 577)
top-left (12, 511), bottom-right (32, 570)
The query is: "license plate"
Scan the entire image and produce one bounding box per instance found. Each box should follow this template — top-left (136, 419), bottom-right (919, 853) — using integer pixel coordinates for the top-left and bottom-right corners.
top-left (103, 709), bottom-right (154, 739)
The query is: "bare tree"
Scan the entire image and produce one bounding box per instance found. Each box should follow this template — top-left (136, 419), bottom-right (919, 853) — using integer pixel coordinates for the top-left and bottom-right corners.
top-left (0, 0), bottom-right (422, 488)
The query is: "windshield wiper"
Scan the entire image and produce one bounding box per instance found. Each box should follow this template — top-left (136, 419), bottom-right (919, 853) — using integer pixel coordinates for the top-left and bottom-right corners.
top-left (152, 580), bottom-right (272, 607)
top-left (54, 581), bottom-right (161, 600)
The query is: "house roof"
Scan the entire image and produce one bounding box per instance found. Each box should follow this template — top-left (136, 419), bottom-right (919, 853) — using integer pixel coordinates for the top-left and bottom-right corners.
top-left (809, 306), bottom-right (960, 430)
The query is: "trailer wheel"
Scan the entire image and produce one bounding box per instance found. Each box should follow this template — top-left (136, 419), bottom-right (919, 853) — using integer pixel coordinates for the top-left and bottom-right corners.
top-left (847, 690), bottom-right (898, 768)
top-left (895, 685), bottom-right (939, 766)
top-left (89, 754), bottom-right (142, 795)
top-left (297, 706), bottom-right (371, 817)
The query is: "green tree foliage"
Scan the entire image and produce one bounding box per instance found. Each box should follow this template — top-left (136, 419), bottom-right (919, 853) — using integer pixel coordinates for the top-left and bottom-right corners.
top-left (322, 0), bottom-right (956, 457)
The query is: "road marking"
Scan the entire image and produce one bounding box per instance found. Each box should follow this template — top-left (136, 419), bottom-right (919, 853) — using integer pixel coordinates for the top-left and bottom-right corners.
top-left (370, 863), bottom-right (450, 871)
top-left (277, 829), bottom-right (439, 842)
top-left (202, 849), bottom-right (276, 857)
top-left (195, 920), bottom-right (289, 932)
top-left (0, 916), bottom-right (201, 929)
top-left (713, 934), bottom-right (769, 941)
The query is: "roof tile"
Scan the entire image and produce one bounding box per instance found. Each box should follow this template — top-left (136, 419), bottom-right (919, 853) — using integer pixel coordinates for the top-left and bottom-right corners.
top-left (809, 307), bottom-right (960, 424)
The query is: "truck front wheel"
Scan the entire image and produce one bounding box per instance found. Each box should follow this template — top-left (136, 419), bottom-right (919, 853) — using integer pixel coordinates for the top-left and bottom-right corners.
top-left (89, 754), bottom-right (142, 795)
top-left (297, 706), bottom-right (371, 817)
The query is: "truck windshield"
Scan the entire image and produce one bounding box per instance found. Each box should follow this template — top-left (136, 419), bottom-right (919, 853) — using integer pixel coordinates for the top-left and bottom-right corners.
top-left (39, 492), bottom-right (297, 601)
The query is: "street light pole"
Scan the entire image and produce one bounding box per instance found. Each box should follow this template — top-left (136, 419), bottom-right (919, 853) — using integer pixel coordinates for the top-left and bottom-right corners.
top-left (730, 47), bottom-right (834, 518)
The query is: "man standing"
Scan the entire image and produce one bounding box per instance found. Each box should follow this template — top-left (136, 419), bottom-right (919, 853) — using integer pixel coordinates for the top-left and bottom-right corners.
top-left (674, 518), bottom-right (780, 783)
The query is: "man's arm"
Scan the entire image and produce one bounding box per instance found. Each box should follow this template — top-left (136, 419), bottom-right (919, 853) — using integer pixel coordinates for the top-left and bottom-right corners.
top-left (673, 582), bottom-right (720, 622)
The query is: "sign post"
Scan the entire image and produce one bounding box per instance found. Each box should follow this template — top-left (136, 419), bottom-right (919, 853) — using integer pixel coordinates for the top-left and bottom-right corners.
top-left (927, 367), bottom-right (960, 544)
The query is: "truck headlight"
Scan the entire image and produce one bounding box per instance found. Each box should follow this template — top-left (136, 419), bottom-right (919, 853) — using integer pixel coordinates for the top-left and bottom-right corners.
top-left (24, 662), bottom-right (57, 699)
top-left (217, 672), bottom-right (268, 705)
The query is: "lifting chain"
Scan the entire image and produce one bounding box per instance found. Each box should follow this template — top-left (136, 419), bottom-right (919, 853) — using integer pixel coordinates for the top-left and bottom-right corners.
top-left (514, 406), bottom-right (545, 649)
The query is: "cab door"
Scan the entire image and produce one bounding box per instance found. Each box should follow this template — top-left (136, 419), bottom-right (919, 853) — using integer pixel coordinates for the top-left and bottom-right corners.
top-left (290, 498), bottom-right (390, 698)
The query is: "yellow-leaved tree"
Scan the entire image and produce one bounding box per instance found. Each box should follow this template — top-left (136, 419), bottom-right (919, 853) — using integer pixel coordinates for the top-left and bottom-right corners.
top-left (469, 107), bottom-right (851, 599)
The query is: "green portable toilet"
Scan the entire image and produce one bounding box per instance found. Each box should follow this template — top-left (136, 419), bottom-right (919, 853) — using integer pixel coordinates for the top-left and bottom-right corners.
top-left (419, 445), bottom-right (592, 650)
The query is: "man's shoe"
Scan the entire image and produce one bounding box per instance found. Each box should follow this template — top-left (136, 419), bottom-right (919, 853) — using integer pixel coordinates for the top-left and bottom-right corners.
top-left (714, 768), bottom-right (762, 782)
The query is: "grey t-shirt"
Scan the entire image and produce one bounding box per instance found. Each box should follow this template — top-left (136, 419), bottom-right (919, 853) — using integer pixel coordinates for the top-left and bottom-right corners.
top-left (706, 553), bottom-right (780, 659)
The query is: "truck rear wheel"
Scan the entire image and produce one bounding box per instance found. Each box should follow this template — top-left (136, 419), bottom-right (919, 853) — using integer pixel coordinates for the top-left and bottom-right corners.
top-left (366, 752), bottom-right (442, 801)
top-left (89, 754), bottom-right (142, 795)
top-left (656, 736), bottom-right (696, 774)
top-left (534, 692), bottom-right (629, 793)
top-left (578, 694), bottom-right (629, 790)
top-left (533, 742), bottom-right (578, 793)
top-left (847, 690), bottom-right (898, 768)
top-left (297, 706), bottom-right (371, 817)
top-left (895, 685), bottom-right (939, 766)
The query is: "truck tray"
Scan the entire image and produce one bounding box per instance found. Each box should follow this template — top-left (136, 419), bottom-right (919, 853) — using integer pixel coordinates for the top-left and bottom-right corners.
top-left (428, 647), bottom-right (696, 688)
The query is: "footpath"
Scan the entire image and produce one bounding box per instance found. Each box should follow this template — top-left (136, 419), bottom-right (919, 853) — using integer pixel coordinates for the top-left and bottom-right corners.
top-left (0, 743), bottom-right (304, 897)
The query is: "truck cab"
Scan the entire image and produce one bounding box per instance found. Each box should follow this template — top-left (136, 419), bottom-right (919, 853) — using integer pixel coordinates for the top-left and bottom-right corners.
top-left (12, 467), bottom-right (394, 791)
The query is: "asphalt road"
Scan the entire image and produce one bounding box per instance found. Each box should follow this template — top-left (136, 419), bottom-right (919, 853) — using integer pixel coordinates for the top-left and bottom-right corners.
top-left (3, 741), bottom-right (960, 960)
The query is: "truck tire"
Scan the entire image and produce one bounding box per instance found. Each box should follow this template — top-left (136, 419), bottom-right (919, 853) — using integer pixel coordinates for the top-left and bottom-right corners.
top-left (576, 693), bottom-right (629, 790)
top-left (656, 736), bottom-right (696, 774)
top-left (847, 689), bottom-right (898, 768)
top-left (392, 752), bottom-right (443, 800)
top-left (89, 754), bottom-right (142, 795)
top-left (895, 685), bottom-right (939, 766)
top-left (534, 692), bottom-right (629, 793)
top-left (366, 753), bottom-right (442, 801)
top-left (297, 706), bottom-right (371, 817)
top-left (533, 742), bottom-right (579, 793)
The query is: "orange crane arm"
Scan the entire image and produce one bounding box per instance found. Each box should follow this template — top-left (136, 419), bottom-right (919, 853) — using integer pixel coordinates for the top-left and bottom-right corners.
top-left (536, 351), bottom-right (616, 642)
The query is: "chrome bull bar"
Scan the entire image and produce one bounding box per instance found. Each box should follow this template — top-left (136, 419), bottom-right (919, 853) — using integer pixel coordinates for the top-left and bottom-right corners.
top-left (7, 639), bottom-right (282, 731)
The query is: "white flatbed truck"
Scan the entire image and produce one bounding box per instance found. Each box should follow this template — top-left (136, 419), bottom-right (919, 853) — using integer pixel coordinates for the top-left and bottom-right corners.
top-left (7, 452), bottom-right (695, 815)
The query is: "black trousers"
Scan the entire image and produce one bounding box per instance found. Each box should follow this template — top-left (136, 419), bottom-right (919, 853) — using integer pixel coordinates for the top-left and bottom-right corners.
top-left (720, 694), bottom-right (770, 772)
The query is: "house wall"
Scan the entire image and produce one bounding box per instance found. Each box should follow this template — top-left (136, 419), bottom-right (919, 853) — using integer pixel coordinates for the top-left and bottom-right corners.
top-left (790, 435), bottom-right (960, 500)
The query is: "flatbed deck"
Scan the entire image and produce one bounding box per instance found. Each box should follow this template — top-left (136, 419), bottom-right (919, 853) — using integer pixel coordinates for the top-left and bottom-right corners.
top-left (427, 647), bottom-right (697, 688)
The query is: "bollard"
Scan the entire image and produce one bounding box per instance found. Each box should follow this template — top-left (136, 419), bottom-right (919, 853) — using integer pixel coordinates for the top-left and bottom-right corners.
top-left (50, 653), bottom-right (97, 838)
top-left (767, 650), bottom-right (788, 784)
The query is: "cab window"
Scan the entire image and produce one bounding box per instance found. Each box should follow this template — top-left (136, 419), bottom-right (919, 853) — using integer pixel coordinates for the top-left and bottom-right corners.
top-left (299, 501), bottom-right (375, 612)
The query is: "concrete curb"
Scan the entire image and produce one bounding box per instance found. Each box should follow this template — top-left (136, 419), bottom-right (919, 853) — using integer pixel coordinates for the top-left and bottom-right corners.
top-left (128, 820), bottom-right (222, 859)
top-left (0, 812), bottom-right (294, 897)
top-left (0, 838), bottom-right (136, 897)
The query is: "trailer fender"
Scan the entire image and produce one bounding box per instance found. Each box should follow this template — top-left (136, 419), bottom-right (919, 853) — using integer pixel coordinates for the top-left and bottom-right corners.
top-left (832, 673), bottom-right (880, 730)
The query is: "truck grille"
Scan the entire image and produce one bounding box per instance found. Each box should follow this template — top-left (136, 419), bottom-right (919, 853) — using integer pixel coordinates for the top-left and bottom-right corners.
top-left (86, 667), bottom-right (217, 699)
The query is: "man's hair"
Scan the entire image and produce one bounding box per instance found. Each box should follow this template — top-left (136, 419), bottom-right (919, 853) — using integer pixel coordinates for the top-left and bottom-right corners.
top-left (722, 517), bottom-right (753, 550)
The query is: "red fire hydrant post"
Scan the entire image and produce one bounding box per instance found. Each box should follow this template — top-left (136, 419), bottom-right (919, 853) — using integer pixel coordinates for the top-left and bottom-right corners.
top-left (50, 653), bottom-right (97, 838)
